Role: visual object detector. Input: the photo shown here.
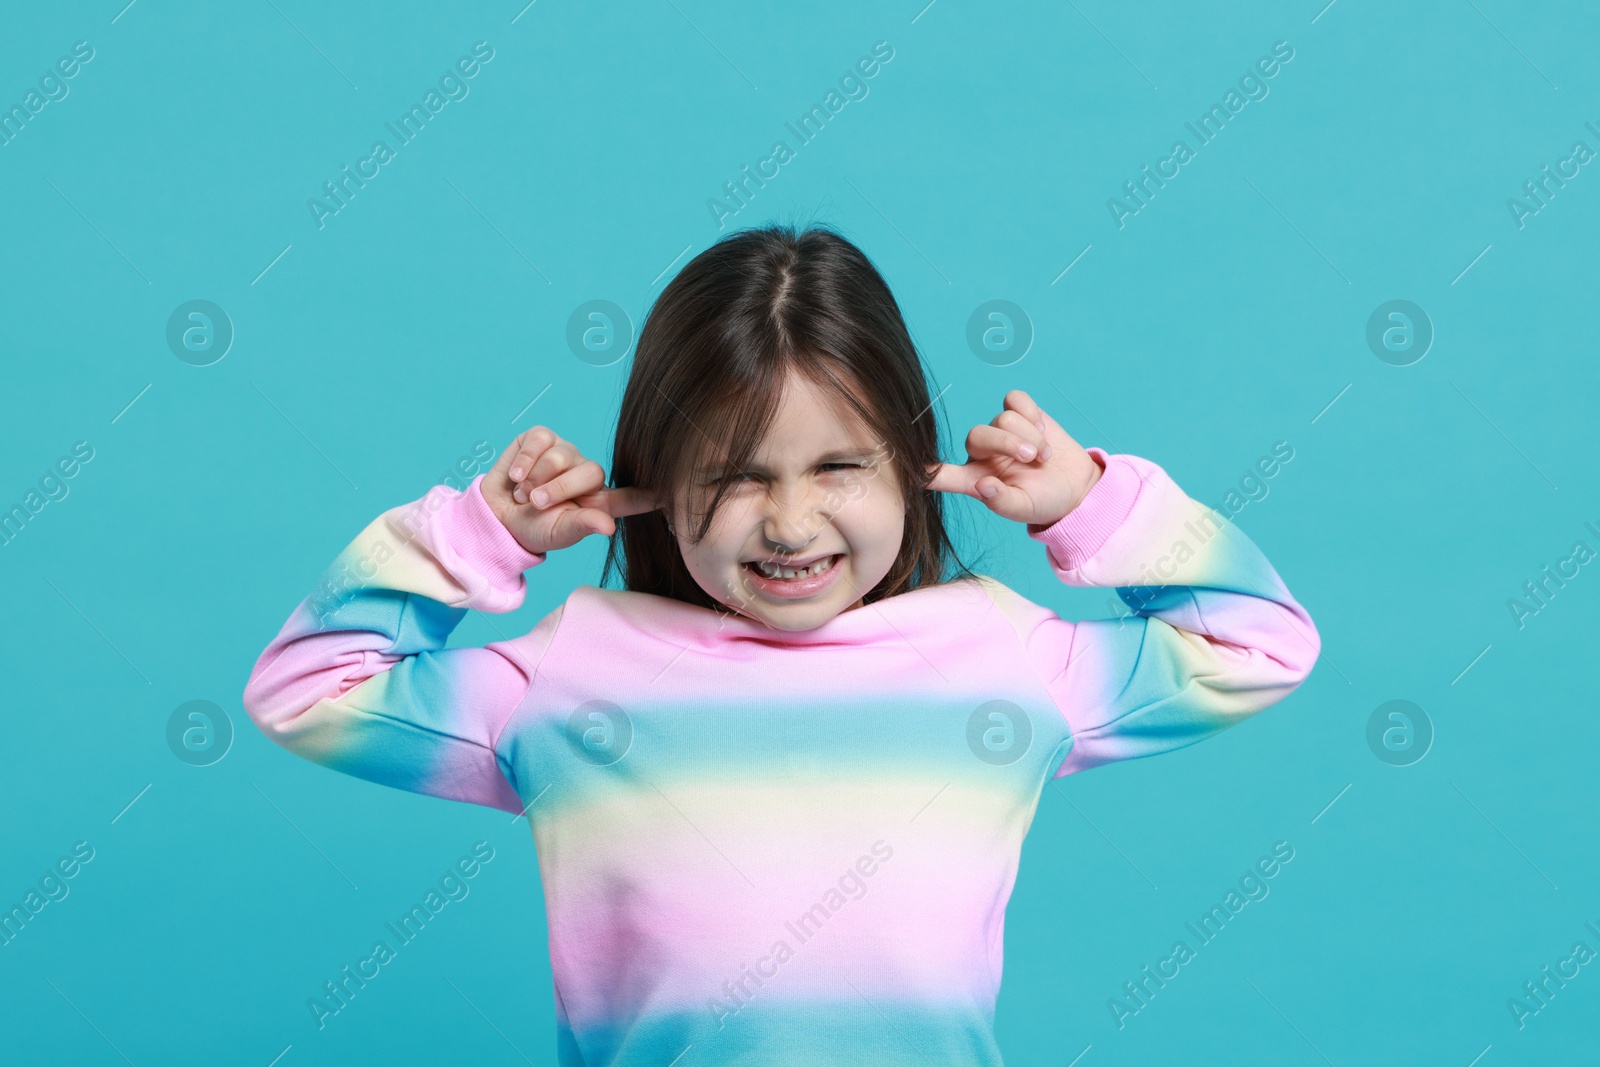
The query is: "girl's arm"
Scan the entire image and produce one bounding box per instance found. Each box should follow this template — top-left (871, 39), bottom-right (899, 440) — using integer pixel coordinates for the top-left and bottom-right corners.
top-left (999, 447), bottom-right (1320, 777)
top-left (241, 473), bottom-right (556, 813)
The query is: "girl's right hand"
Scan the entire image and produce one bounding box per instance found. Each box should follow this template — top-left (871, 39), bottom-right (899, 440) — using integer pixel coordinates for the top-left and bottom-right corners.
top-left (481, 427), bottom-right (659, 556)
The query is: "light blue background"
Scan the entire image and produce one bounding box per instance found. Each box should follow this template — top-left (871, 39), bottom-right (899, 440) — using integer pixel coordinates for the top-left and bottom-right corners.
top-left (3, 1), bottom-right (1597, 1063)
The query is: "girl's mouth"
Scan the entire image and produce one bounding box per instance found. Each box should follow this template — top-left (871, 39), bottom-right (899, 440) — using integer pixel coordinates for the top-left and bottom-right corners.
top-left (742, 554), bottom-right (843, 599)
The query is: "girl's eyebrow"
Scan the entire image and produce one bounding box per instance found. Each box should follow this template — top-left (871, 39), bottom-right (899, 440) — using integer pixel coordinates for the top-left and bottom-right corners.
top-left (704, 448), bottom-right (877, 477)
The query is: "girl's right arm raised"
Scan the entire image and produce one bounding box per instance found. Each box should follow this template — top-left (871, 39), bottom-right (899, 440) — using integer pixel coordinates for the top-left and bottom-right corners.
top-left (241, 427), bottom-right (656, 812)
top-left (241, 473), bottom-right (557, 814)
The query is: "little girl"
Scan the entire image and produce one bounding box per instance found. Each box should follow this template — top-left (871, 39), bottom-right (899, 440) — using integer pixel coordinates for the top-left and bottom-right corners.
top-left (244, 224), bottom-right (1319, 1066)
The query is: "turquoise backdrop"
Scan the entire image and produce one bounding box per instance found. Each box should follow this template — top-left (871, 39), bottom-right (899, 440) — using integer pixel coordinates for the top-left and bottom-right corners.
top-left (2, 1), bottom-right (1597, 1063)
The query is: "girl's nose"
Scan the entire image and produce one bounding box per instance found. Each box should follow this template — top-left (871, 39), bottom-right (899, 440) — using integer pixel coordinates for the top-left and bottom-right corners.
top-left (762, 484), bottom-right (827, 553)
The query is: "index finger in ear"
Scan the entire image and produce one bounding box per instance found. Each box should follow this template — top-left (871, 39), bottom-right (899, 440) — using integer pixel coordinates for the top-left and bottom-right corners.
top-left (584, 485), bottom-right (662, 518)
top-left (924, 462), bottom-right (976, 497)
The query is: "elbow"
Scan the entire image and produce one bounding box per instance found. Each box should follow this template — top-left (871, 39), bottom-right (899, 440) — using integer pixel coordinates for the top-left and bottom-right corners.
top-left (241, 633), bottom-right (387, 738)
top-left (241, 658), bottom-right (292, 739)
top-left (1289, 610), bottom-right (1321, 686)
top-left (241, 644), bottom-right (315, 741)
top-left (1268, 609), bottom-right (1321, 693)
top-left (1227, 612), bottom-right (1320, 706)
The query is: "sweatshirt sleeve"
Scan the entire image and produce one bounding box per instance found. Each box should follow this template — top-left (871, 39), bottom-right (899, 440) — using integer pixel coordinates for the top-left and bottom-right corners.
top-left (241, 473), bottom-right (559, 814)
top-left (1006, 447), bottom-right (1320, 778)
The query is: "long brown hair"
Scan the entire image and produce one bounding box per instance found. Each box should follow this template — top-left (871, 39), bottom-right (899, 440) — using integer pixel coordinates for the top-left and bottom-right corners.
top-left (600, 223), bottom-right (981, 613)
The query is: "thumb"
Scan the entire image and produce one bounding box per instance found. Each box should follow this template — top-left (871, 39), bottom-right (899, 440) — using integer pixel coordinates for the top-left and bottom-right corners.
top-left (576, 507), bottom-right (617, 538)
top-left (554, 507), bottom-right (615, 545)
top-left (973, 476), bottom-right (1032, 522)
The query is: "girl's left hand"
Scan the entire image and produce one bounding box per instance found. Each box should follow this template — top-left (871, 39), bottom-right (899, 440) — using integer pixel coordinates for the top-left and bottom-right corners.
top-left (927, 389), bottom-right (1103, 532)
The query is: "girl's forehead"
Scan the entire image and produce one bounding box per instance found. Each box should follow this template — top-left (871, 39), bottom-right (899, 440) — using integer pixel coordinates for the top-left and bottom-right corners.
top-left (774, 377), bottom-right (884, 441)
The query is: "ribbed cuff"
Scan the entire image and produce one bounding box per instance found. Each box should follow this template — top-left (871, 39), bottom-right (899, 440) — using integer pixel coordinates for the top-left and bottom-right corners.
top-left (448, 473), bottom-right (547, 583)
top-left (1027, 448), bottom-right (1142, 571)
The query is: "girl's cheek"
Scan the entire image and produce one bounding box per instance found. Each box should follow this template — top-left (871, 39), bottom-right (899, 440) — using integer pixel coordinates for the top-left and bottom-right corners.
top-left (701, 506), bottom-right (754, 561)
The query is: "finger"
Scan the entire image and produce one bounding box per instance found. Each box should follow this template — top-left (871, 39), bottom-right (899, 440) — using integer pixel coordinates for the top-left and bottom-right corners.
top-left (515, 440), bottom-right (581, 504)
top-left (965, 424), bottom-right (1043, 464)
top-left (926, 461), bottom-right (1033, 518)
top-left (1002, 389), bottom-right (1048, 430)
top-left (504, 427), bottom-right (557, 484)
top-left (570, 507), bottom-right (616, 539)
top-left (970, 473), bottom-right (1036, 521)
top-left (926, 461), bottom-right (980, 497)
top-left (549, 506), bottom-right (613, 549)
top-left (527, 458), bottom-right (605, 509)
top-left (1012, 396), bottom-right (1086, 454)
top-left (993, 409), bottom-right (1050, 459)
top-left (583, 484), bottom-right (662, 518)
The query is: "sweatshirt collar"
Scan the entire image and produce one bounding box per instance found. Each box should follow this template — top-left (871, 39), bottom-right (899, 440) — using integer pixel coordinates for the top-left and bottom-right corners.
top-left (573, 576), bottom-right (998, 651)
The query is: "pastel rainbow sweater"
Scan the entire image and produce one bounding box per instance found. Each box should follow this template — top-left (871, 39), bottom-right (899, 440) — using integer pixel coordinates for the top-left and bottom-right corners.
top-left (242, 448), bottom-right (1319, 1066)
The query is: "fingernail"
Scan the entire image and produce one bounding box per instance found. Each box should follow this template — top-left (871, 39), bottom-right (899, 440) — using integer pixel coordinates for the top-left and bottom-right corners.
top-left (511, 466), bottom-right (524, 481)
top-left (532, 488), bottom-right (549, 507)
top-left (1018, 444), bottom-right (1036, 460)
top-left (513, 486), bottom-right (525, 503)
top-left (979, 483), bottom-right (997, 498)
top-left (1041, 446), bottom-right (1053, 461)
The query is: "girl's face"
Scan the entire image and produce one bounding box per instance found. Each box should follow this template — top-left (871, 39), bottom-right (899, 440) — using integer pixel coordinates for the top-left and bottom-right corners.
top-left (668, 370), bottom-right (906, 632)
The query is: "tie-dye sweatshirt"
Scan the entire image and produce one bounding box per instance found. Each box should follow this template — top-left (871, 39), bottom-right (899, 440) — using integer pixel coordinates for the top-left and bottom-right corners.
top-left (242, 447), bottom-right (1319, 1067)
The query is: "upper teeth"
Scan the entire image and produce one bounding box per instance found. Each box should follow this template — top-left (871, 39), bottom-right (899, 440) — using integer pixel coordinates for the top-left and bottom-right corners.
top-left (755, 556), bottom-right (834, 579)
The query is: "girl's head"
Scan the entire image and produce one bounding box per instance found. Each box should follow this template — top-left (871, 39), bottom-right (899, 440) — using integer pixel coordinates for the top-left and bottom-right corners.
top-left (602, 223), bottom-right (976, 631)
